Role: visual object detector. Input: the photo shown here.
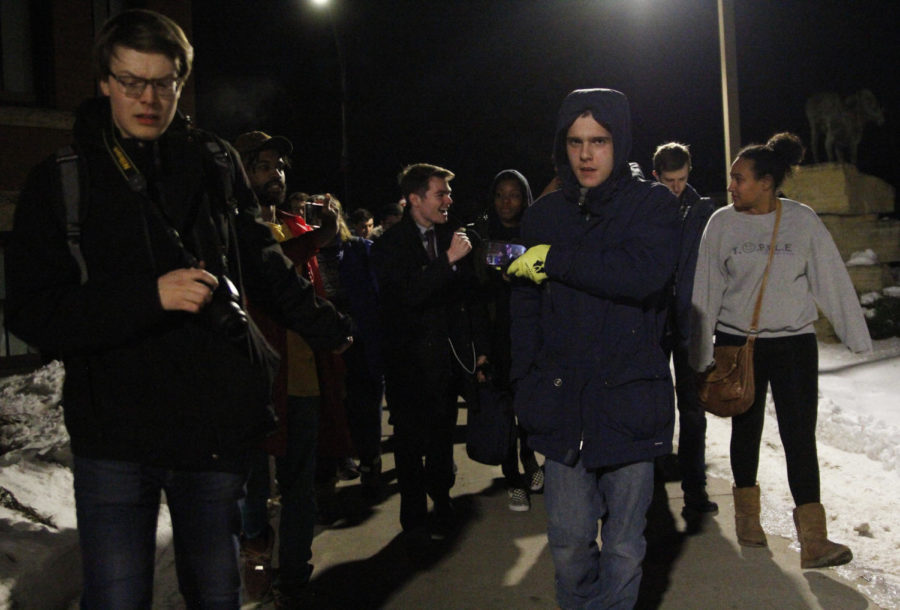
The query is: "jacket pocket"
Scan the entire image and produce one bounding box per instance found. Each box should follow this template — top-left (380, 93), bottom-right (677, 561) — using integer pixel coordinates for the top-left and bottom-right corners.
top-left (513, 365), bottom-right (570, 435)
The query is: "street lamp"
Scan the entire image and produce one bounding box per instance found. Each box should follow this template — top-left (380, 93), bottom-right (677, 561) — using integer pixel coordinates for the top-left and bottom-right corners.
top-left (717, 0), bottom-right (740, 198)
top-left (310, 0), bottom-right (350, 205)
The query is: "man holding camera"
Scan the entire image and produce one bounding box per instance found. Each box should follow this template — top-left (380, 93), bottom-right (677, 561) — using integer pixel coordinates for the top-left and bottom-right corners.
top-left (4, 11), bottom-right (350, 608)
top-left (234, 130), bottom-right (352, 604)
top-left (371, 163), bottom-right (488, 550)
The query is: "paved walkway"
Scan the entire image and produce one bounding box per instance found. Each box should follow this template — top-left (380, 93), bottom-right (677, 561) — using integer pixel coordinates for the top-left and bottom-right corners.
top-left (246, 408), bottom-right (879, 609)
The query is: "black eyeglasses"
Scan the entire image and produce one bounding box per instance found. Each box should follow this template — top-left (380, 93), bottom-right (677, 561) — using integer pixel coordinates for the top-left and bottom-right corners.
top-left (110, 73), bottom-right (181, 99)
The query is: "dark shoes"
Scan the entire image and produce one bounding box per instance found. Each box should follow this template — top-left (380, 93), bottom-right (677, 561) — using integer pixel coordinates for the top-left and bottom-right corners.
top-left (431, 499), bottom-right (457, 538)
top-left (683, 491), bottom-right (719, 516)
top-left (336, 457), bottom-right (361, 481)
top-left (239, 527), bottom-right (274, 601)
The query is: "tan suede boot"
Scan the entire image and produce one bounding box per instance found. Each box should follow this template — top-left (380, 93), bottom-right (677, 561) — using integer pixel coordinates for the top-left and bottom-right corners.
top-left (733, 484), bottom-right (767, 547)
top-left (793, 502), bottom-right (853, 569)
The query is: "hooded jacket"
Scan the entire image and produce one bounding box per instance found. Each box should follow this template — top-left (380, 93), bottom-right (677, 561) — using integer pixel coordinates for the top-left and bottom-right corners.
top-left (474, 169), bottom-right (534, 386)
top-left (5, 97), bottom-right (351, 471)
top-left (509, 89), bottom-right (681, 468)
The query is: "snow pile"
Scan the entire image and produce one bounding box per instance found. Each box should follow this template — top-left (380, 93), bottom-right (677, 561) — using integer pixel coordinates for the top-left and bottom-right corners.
top-left (846, 248), bottom-right (878, 266)
top-left (0, 360), bottom-right (67, 456)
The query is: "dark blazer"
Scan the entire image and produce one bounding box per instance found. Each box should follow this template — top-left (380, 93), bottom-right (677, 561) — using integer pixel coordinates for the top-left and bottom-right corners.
top-left (370, 215), bottom-right (488, 415)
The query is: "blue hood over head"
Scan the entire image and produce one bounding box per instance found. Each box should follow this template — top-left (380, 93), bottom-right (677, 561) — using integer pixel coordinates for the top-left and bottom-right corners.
top-left (553, 88), bottom-right (633, 205)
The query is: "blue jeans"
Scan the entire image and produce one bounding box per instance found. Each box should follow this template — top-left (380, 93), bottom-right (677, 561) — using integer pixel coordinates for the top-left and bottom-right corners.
top-left (544, 458), bottom-right (654, 610)
top-left (73, 456), bottom-right (245, 609)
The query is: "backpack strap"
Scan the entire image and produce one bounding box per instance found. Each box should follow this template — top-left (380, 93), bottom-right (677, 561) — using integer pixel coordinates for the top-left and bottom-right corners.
top-left (203, 138), bottom-right (237, 214)
top-left (56, 145), bottom-right (89, 285)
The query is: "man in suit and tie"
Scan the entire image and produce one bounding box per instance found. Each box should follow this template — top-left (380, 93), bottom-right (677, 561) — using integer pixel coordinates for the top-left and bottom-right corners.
top-left (371, 163), bottom-right (488, 550)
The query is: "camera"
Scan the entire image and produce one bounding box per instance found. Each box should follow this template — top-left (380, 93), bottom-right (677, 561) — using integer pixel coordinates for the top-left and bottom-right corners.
top-left (206, 276), bottom-right (249, 340)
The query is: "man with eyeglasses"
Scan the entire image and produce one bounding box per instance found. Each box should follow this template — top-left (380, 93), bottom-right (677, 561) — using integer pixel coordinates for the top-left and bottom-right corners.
top-left (4, 9), bottom-right (351, 608)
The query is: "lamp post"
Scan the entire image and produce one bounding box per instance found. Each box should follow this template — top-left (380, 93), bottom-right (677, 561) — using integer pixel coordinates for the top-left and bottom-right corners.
top-left (311, 0), bottom-right (350, 205)
top-left (717, 0), bottom-right (740, 197)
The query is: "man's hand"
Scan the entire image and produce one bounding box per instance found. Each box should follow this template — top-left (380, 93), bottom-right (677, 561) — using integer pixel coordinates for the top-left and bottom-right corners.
top-left (507, 244), bottom-right (550, 284)
top-left (446, 231), bottom-right (472, 264)
top-left (475, 355), bottom-right (490, 384)
top-left (311, 194), bottom-right (341, 248)
top-left (158, 268), bottom-right (218, 313)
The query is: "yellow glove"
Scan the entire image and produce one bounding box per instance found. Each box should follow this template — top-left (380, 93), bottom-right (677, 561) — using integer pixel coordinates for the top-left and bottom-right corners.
top-left (507, 244), bottom-right (550, 284)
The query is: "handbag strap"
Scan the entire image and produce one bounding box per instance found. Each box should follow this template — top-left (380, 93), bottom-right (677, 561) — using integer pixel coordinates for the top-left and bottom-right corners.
top-left (748, 199), bottom-right (782, 339)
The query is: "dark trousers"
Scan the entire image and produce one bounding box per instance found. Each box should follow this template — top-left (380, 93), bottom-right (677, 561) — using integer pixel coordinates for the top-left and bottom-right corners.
top-left (672, 344), bottom-right (709, 495)
top-left (240, 397), bottom-right (319, 592)
top-left (719, 332), bottom-right (821, 505)
top-left (391, 383), bottom-right (459, 532)
top-left (501, 423), bottom-right (538, 488)
top-left (342, 340), bottom-right (384, 468)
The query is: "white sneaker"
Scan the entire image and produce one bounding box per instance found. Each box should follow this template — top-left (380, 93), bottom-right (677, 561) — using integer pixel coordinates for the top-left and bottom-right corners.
top-left (528, 467), bottom-right (545, 493)
top-left (508, 488), bottom-right (530, 512)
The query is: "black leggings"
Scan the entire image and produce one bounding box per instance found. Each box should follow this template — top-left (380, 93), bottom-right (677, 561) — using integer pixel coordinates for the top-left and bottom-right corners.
top-left (717, 332), bottom-right (820, 505)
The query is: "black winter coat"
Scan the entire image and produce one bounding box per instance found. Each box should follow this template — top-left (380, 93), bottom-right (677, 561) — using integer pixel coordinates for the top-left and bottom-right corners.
top-left (5, 98), bottom-right (351, 471)
top-left (370, 215), bottom-right (488, 419)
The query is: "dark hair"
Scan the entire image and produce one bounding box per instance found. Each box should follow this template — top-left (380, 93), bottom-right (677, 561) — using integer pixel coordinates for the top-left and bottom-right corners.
top-left (737, 132), bottom-right (805, 190)
top-left (653, 142), bottom-right (691, 174)
top-left (349, 208), bottom-right (373, 225)
top-left (398, 163), bottom-right (455, 203)
top-left (94, 9), bottom-right (193, 81)
top-left (378, 203), bottom-right (403, 221)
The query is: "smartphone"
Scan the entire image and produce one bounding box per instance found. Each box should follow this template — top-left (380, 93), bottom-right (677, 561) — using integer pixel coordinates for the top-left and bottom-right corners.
top-left (485, 240), bottom-right (526, 269)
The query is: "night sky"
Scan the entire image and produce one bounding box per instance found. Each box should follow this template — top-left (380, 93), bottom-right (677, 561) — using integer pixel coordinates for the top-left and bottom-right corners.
top-left (191, 0), bottom-right (898, 220)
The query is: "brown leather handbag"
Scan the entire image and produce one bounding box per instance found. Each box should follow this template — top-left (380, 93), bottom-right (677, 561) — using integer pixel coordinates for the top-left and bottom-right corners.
top-left (698, 200), bottom-right (782, 417)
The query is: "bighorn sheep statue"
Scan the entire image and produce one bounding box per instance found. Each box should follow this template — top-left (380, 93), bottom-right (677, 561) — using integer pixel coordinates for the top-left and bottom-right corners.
top-left (806, 89), bottom-right (885, 165)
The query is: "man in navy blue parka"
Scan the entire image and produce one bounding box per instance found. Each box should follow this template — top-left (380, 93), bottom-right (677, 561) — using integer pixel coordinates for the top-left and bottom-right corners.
top-left (508, 89), bottom-right (680, 609)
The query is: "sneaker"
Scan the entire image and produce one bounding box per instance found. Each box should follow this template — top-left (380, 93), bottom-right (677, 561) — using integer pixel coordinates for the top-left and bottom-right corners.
top-left (507, 487), bottom-right (531, 512)
top-left (527, 466), bottom-right (545, 493)
top-left (336, 457), bottom-right (361, 481)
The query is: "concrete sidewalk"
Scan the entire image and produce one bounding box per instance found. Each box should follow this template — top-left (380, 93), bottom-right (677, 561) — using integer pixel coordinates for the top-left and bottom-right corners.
top-left (248, 409), bottom-right (879, 609)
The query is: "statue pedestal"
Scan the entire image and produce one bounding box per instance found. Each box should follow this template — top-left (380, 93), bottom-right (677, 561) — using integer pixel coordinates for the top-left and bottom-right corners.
top-left (782, 163), bottom-right (895, 215)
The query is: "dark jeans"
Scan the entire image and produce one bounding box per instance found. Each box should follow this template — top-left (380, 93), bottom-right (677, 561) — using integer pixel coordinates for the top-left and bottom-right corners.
top-left (73, 456), bottom-right (245, 609)
top-left (241, 396), bottom-right (320, 593)
top-left (718, 331), bottom-right (821, 505)
top-left (672, 344), bottom-right (709, 496)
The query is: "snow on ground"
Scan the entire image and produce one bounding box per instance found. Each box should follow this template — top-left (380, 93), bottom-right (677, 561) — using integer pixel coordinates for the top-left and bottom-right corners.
top-left (1, 338), bottom-right (899, 607)
top-left (703, 337), bottom-right (900, 609)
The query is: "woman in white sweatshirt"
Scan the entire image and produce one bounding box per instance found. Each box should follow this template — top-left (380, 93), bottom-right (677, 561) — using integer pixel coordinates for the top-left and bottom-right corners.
top-left (690, 132), bottom-right (872, 569)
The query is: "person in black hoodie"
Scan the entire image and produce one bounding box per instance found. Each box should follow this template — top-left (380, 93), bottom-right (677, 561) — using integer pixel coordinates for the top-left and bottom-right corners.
top-left (475, 170), bottom-right (543, 511)
top-left (4, 10), bottom-right (350, 608)
top-left (508, 89), bottom-right (680, 609)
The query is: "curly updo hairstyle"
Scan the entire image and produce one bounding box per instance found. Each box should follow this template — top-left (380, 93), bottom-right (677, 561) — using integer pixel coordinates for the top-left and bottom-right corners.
top-left (737, 132), bottom-right (805, 190)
